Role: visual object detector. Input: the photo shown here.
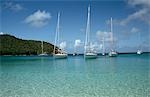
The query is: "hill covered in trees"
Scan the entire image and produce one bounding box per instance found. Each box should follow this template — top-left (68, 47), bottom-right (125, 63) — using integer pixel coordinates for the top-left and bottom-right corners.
top-left (0, 34), bottom-right (56, 55)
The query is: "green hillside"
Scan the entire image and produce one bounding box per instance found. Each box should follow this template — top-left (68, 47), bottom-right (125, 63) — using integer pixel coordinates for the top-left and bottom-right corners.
top-left (0, 34), bottom-right (56, 55)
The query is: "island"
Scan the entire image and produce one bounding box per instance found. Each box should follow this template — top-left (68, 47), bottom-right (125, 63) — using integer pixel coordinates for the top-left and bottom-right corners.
top-left (0, 34), bottom-right (56, 55)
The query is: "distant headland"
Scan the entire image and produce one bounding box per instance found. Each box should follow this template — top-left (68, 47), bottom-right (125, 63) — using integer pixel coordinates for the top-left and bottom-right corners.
top-left (0, 34), bottom-right (56, 55)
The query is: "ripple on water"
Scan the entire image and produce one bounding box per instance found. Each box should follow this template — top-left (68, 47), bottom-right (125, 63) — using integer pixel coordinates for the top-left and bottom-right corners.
top-left (0, 55), bottom-right (149, 97)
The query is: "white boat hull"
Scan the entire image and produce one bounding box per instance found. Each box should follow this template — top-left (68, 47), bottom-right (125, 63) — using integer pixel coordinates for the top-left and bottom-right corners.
top-left (102, 53), bottom-right (105, 56)
top-left (53, 54), bottom-right (67, 59)
top-left (84, 53), bottom-right (97, 59)
top-left (39, 53), bottom-right (48, 56)
top-left (137, 50), bottom-right (142, 55)
top-left (109, 51), bottom-right (117, 57)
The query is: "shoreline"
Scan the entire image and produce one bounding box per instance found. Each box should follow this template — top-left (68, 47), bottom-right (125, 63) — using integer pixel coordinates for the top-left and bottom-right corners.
top-left (0, 52), bottom-right (149, 56)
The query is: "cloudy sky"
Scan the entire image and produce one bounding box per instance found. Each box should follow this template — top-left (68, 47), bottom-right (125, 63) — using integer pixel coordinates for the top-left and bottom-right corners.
top-left (0, 0), bottom-right (149, 53)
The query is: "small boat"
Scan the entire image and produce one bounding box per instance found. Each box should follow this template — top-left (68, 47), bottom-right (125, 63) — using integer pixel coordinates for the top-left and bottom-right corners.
top-left (73, 53), bottom-right (78, 56)
top-left (84, 52), bottom-right (97, 59)
top-left (53, 12), bottom-right (68, 59)
top-left (102, 53), bottom-right (105, 56)
top-left (102, 37), bottom-right (105, 56)
top-left (108, 17), bottom-right (117, 57)
top-left (137, 31), bottom-right (143, 55)
top-left (39, 41), bottom-right (48, 56)
top-left (109, 50), bottom-right (117, 57)
top-left (73, 45), bottom-right (78, 56)
top-left (84, 5), bottom-right (97, 59)
top-left (39, 53), bottom-right (48, 56)
top-left (53, 49), bottom-right (67, 58)
top-left (53, 53), bottom-right (67, 58)
top-left (137, 50), bottom-right (142, 55)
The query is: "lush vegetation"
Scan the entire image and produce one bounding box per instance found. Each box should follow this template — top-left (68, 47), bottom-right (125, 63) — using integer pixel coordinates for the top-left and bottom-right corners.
top-left (0, 34), bottom-right (55, 55)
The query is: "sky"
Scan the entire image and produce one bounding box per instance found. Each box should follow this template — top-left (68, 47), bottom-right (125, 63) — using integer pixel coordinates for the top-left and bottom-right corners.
top-left (0, 0), bottom-right (150, 53)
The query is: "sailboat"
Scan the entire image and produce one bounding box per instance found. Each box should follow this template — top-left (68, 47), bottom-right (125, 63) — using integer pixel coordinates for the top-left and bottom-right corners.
top-left (39, 41), bottom-right (48, 56)
top-left (102, 37), bottom-right (105, 56)
top-left (84, 5), bottom-right (97, 59)
top-left (108, 17), bottom-right (117, 57)
top-left (73, 47), bottom-right (78, 56)
top-left (137, 49), bottom-right (142, 54)
top-left (53, 12), bottom-right (67, 58)
top-left (137, 32), bottom-right (143, 55)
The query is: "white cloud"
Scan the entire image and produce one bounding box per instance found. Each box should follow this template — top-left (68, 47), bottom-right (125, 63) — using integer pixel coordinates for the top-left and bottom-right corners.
top-left (0, 32), bottom-right (4, 35)
top-left (120, 0), bottom-right (150, 26)
top-left (120, 8), bottom-right (149, 25)
top-left (4, 2), bottom-right (23, 12)
top-left (131, 27), bottom-right (139, 33)
top-left (90, 42), bottom-right (101, 51)
top-left (85, 42), bottom-right (100, 52)
top-left (74, 39), bottom-right (82, 47)
top-left (24, 10), bottom-right (51, 27)
top-left (59, 42), bottom-right (66, 50)
top-left (128, 0), bottom-right (150, 7)
top-left (96, 30), bottom-right (113, 42)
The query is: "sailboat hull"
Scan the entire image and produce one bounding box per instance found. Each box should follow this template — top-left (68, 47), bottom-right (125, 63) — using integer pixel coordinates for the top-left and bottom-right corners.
top-left (39, 53), bottom-right (48, 56)
top-left (53, 54), bottom-right (67, 59)
top-left (109, 51), bottom-right (117, 57)
top-left (102, 53), bottom-right (105, 56)
top-left (137, 50), bottom-right (142, 55)
top-left (84, 53), bottom-right (97, 59)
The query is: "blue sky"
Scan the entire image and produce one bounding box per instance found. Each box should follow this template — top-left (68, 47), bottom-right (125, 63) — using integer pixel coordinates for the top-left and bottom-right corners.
top-left (0, 0), bottom-right (149, 53)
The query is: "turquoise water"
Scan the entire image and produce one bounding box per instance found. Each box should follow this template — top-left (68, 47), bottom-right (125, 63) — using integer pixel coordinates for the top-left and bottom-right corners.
top-left (0, 54), bottom-right (149, 97)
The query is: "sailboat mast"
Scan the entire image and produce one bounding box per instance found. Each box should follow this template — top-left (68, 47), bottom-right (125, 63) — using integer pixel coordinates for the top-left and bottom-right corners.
top-left (57, 12), bottom-right (60, 47)
top-left (110, 17), bottom-right (113, 49)
top-left (138, 31), bottom-right (142, 50)
top-left (111, 17), bottom-right (113, 34)
top-left (102, 37), bottom-right (105, 54)
top-left (85, 5), bottom-right (90, 53)
top-left (53, 12), bottom-right (60, 54)
top-left (41, 41), bottom-right (43, 54)
top-left (87, 5), bottom-right (90, 44)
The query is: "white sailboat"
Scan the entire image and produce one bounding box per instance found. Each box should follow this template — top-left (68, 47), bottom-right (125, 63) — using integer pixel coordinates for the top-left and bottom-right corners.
top-left (84, 5), bottom-right (97, 59)
top-left (73, 47), bottom-right (77, 56)
top-left (137, 49), bottom-right (142, 54)
top-left (53, 12), bottom-right (67, 58)
top-left (109, 17), bottom-right (117, 57)
top-left (102, 37), bottom-right (105, 56)
top-left (137, 32), bottom-right (143, 55)
top-left (39, 41), bottom-right (48, 56)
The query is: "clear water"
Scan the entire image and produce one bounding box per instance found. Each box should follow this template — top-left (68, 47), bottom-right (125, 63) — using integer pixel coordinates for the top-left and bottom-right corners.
top-left (0, 54), bottom-right (149, 97)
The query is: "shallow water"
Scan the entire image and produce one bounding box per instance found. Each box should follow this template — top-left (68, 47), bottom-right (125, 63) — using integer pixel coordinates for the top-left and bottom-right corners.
top-left (0, 54), bottom-right (149, 97)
